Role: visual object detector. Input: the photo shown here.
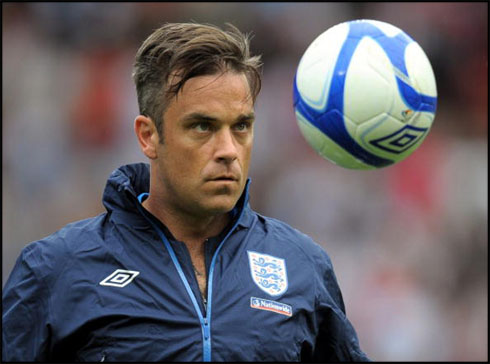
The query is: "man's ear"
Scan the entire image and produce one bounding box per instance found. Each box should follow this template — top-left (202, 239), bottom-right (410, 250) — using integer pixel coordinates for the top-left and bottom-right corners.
top-left (134, 115), bottom-right (160, 159)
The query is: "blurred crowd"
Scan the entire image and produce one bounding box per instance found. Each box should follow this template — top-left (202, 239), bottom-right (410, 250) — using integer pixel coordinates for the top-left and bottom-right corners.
top-left (2, 2), bottom-right (487, 361)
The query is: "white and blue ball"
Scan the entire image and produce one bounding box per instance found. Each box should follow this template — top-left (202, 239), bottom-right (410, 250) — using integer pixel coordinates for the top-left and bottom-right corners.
top-left (293, 19), bottom-right (438, 169)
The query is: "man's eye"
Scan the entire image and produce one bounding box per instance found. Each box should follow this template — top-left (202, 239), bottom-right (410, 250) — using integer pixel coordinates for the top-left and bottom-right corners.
top-left (234, 122), bottom-right (250, 132)
top-left (192, 122), bottom-right (211, 132)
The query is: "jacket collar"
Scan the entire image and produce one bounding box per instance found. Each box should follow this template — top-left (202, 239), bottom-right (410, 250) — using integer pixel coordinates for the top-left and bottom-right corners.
top-left (102, 163), bottom-right (254, 230)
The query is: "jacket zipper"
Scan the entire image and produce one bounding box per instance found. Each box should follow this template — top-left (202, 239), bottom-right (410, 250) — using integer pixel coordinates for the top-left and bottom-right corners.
top-left (137, 192), bottom-right (247, 361)
top-left (202, 318), bottom-right (211, 360)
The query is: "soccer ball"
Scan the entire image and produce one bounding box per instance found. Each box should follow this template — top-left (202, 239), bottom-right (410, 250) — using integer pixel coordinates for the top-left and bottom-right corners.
top-left (293, 19), bottom-right (437, 169)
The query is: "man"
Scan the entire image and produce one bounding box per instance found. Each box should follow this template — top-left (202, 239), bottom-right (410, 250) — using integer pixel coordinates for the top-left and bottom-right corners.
top-left (2, 22), bottom-right (369, 362)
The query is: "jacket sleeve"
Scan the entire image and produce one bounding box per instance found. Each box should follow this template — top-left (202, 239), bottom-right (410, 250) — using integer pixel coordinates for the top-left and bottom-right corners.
top-left (2, 246), bottom-right (52, 362)
top-left (308, 248), bottom-right (370, 362)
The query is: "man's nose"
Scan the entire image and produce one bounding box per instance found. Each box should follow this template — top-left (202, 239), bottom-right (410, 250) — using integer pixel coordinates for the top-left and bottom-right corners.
top-left (214, 129), bottom-right (238, 164)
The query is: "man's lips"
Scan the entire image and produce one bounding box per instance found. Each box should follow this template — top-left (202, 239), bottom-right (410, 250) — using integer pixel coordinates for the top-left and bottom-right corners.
top-left (206, 174), bottom-right (240, 182)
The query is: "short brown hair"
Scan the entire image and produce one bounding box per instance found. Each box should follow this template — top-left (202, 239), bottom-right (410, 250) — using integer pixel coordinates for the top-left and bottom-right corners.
top-left (132, 22), bottom-right (263, 139)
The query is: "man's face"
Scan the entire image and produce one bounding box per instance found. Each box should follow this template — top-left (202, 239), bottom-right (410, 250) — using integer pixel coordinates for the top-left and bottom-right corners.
top-left (154, 71), bottom-right (255, 218)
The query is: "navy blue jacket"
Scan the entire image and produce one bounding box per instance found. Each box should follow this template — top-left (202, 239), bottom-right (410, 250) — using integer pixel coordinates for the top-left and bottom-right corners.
top-left (2, 163), bottom-right (369, 362)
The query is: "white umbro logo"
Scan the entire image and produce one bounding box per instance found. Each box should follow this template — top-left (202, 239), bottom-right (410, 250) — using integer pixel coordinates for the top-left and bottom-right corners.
top-left (99, 269), bottom-right (140, 287)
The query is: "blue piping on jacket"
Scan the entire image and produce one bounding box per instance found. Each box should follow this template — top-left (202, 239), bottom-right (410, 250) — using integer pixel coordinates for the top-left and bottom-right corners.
top-left (136, 183), bottom-right (249, 361)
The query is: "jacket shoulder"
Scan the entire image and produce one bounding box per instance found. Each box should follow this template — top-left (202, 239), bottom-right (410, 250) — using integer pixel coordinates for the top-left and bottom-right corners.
top-left (20, 213), bottom-right (109, 280)
top-left (255, 213), bottom-right (334, 269)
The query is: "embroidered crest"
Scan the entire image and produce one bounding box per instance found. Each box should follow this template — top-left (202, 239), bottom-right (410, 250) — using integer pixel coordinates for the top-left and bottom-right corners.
top-left (247, 251), bottom-right (288, 296)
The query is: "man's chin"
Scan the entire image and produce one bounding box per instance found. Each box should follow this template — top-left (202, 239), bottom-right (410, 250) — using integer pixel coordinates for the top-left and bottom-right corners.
top-left (198, 182), bottom-right (244, 214)
top-left (199, 194), bottom-right (240, 215)
top-left (206, 200), bottom-right (238, 215)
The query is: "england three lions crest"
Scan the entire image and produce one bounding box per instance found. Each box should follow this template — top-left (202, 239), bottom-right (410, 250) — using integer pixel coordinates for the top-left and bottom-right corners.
top-left (247, 251), bottom-right (288, 296)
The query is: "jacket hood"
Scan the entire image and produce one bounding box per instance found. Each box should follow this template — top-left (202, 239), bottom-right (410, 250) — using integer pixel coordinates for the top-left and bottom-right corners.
top-left (101, 163), bottom-right (253, 228)
top-left (102, 163), bottom-right (151, 214)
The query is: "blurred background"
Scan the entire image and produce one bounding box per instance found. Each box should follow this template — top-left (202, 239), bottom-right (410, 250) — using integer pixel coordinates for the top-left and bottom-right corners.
top-left (2, 2), bottom-right (487, 361)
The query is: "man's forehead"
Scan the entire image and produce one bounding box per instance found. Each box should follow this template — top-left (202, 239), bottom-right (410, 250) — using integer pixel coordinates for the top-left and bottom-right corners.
top-left (166, 70), bottom-right (252, 96)
top-left (166, 72), bottom-right (254, 109)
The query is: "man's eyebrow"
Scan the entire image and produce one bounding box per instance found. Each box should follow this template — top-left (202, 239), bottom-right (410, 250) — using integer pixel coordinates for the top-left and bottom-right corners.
top-left (182, 113), bottom-right (218, 122)
top-left (237, 112), bottom-right (255, 122)
top-left (182, 112), bottom-right (255, 123)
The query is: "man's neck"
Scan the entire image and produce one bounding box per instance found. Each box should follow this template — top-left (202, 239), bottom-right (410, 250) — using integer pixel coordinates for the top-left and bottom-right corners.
top-left (142, 197), bottom-right (230, 245)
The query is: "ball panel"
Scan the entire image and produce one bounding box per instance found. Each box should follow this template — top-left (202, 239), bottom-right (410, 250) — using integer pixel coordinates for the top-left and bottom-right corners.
top-left (342, 114), bottom-right (360, 145)
top-left (405, 42), bottom-right (437, 97)
top-left (344, 36), bottom-right (394, 125)
top-left (410, 111), bottom-right (435, 130)
top-left (295, 111), bottom-right (375, 170)
top-left (295, 22), bottom-right (349, 111)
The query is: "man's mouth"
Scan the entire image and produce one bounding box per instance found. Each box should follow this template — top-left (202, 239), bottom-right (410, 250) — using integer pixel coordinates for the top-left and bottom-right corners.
top-left (207, 175), bottom-right (239, 182)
